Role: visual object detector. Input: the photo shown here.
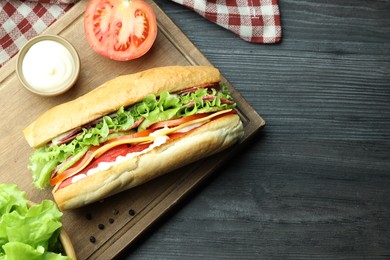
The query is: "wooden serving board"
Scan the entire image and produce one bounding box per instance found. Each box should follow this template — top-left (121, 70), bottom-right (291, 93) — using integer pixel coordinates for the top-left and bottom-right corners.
top-left (0, 1), bottom-right (265, 259)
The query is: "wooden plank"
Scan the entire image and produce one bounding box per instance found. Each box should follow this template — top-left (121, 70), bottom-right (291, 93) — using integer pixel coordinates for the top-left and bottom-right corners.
top-left (0, 1), bottom-right (264, 259)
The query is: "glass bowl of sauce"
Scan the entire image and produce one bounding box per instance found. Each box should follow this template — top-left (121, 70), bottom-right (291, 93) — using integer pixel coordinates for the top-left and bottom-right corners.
top-left (16, 34), bottom-right (80, 96)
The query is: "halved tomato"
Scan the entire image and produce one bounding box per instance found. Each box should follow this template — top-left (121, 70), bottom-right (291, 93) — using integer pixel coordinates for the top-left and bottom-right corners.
top-left (84, 0), bottom-right (157, 61)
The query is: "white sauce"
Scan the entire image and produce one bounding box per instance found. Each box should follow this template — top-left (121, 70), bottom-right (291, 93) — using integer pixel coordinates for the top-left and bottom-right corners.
top-left (22, 40), bottom-right (74, 92)
top-left (72, 174), bottom-right (86, 183)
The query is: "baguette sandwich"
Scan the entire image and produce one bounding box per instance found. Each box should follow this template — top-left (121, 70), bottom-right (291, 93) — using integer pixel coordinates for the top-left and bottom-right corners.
top-left (23, 66), bottom-right (244, 210)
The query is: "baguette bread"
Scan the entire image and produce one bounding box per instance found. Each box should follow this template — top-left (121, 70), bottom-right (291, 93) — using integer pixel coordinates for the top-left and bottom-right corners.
top-left (23, 65), bottom-right (244, 210)
top-left (23, 66), bottom-right (220, 148)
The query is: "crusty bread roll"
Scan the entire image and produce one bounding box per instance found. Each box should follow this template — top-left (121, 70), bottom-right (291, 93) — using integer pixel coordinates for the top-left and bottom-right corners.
top-left (54, 114), bottom-right (243, 210)
top-left (23, 66), bottom-right (244, 210)
top-left (23, 66), bottom-right (220, 148)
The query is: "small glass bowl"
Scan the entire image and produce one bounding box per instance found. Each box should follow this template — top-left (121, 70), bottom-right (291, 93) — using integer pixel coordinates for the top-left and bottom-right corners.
top-left (16, 34), bottom-right (80, 96)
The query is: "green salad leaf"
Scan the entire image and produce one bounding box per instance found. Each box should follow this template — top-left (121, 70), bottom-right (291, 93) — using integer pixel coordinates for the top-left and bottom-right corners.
top-left (0, 184), bottom-right (28, 217)
top-left (1, 242), bottom-right (69, 260)
top-left (0, 184), bottom-right (70, 260)
top-left (29, 83), bottom-right (237, 189)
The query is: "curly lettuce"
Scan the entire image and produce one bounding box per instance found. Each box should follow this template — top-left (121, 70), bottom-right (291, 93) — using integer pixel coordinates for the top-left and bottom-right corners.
top-left (0, 184), bottom-right (70, 260)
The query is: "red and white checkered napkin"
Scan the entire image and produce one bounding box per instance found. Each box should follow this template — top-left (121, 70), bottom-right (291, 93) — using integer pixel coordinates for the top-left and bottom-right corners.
top-left (0, 0), bottom-right (75, 68)
top-left (0, 0), bottom-right (282, 68)
top-left (171, 0), bottom-right (282, 43)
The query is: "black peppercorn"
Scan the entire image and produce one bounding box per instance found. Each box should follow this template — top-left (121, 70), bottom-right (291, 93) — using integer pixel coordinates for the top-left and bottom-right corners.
top-left (98, 223), bottom-right (105, 230)
top-left (128, 209), bottom-right (135, 216)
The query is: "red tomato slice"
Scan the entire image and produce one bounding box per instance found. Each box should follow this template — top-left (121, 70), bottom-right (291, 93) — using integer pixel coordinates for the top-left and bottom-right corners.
top-left (57, 143), bottom-right (151, 190)
top-left (84, 0), bottom-right (157, 61)
top-left (88, 143), bottom-right (151, 170)
top-left (52, 129), bottom-right (153, 187)
top-left (149, 113), bottom-right (211, 130)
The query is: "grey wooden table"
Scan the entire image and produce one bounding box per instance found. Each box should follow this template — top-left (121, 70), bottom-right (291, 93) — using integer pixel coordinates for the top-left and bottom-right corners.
top-left (122, 0), bottom-right (390, 259)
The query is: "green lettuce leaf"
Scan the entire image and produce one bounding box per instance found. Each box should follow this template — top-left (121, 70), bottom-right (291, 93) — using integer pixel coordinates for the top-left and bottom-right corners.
top-left (0, 184), bottom-right (29, 248)
top-left (0, 184), bottom-right (28, 216)
top-left (2, 200), bottom-right (62, 249)
top-left (0, 184), bottom-right (70, 259)
top-left (2, 242), bottom-right (69, 260)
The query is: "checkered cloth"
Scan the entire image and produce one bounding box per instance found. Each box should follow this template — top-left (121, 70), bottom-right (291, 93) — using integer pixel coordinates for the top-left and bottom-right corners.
top-left (0, 0), bottom-right (282, 68)
top-left (0, 0), bottom-right (74, 68)
top-left (172, 0), bottom-right (282, 43)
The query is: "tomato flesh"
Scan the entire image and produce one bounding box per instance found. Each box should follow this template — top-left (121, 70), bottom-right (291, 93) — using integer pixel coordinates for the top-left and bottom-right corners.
top-left (57, 143), bottom-right (151, 190)
top-left (82, 143), bottom-right (150, 171)
top-left (84, 0), bottom-right (157, 61)
top-left (51, 129), bottom-right (154, 187)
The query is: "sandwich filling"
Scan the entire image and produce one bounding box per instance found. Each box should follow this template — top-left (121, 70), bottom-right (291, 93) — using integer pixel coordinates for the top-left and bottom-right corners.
top-left (29, 83), bottom-right (238, 190)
